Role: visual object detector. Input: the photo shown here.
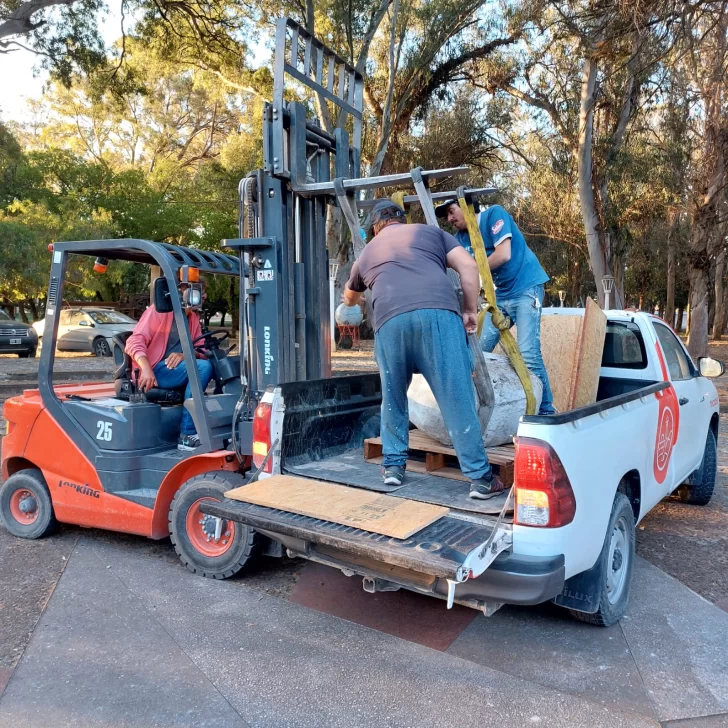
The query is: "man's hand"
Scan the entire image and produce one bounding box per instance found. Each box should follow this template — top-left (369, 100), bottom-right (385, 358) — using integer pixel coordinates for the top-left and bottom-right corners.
top-left (138, 365), bottom-right (158, 392)
top-left (165, 352), bottom-right (184, 369)
top-left (342, 285), bottom-right (362, 307)
top-left (462, 311), bottom-right (478, 334)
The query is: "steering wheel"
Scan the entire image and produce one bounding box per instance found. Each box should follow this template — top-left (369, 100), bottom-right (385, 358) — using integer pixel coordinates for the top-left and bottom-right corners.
top-left (192, 330), bottom-right (230, 353)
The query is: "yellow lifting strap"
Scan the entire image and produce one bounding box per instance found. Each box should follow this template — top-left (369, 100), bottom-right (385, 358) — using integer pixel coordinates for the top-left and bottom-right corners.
top-left (456, 190), bottom-right (537, 416)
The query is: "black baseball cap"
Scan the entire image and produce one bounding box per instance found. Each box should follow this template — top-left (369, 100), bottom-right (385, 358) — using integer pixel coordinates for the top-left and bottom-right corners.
top-left (434, 198), bottom-right (459, 219)
top-left (370, 199), bottom-right (406, 228)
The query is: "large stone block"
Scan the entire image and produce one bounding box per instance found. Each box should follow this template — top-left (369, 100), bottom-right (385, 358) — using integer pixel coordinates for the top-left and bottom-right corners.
top-left (407, 353), bottom-right (543, 447)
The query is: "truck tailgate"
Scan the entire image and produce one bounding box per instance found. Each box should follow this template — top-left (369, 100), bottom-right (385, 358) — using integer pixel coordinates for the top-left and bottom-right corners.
top-left (200, 498), bottom-right (509, 582)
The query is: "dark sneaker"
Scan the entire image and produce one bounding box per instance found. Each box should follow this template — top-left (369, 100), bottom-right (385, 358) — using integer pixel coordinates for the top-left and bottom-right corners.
top-left (178, 434), bottom-right (201, 452)
top-left (469, 473), bottom-right (506, 500)
top-left (382, 466), bottom-right (405, 486)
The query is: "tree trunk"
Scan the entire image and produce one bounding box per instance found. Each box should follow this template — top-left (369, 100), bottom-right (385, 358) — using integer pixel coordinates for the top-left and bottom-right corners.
top-left (711, 247), bottom-right (724, 339)
top-left (686, 4), bottom-right (728, 357)
top-left (686, 277), bottom-right (707, 354)
top-left (687, 302), bottom-right (692, 337)
top-left (666, 211), bottom-right (677, 323)
top-left (676, 306), bottom-right (684, 332)
top-left (577, 54), bottom-right (610, 307)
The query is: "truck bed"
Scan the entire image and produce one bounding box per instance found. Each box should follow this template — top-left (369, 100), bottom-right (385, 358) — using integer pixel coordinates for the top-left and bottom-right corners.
top-left (285, 448), bottom-right (511, 518)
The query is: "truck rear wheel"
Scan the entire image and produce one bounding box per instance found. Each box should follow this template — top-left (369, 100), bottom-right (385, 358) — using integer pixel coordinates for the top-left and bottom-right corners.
top-left (0, 468), bottom-right (57, 539)
top-left (677, 430), bottom-right (716, 506)
top-left (169, 471), bottom-right (257, 579)
top-left (569, 493), bottom-right (635, 627)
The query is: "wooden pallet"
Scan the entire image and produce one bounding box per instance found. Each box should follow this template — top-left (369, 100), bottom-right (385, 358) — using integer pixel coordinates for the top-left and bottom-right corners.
top-left (364, 429), bottom-right (515, 486)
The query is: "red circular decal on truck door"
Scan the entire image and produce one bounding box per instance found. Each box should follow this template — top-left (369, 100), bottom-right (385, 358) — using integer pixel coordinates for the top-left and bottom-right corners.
top-left (653, 343), bottom-right (679, 484)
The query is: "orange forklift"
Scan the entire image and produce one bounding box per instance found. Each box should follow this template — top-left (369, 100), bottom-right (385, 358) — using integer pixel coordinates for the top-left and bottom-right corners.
top-left (0, 240), bottom-right (260, 578)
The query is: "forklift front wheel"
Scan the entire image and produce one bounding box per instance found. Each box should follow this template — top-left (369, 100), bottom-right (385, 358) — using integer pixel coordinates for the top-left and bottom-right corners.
top-left (0, 468), bottom-right (57, 539)
top-left (169, 472), bottom-right (257, 579)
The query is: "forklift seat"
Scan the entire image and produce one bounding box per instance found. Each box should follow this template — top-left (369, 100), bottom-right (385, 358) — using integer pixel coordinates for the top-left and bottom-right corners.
top-left (111, 332), bottom-right (184, 405)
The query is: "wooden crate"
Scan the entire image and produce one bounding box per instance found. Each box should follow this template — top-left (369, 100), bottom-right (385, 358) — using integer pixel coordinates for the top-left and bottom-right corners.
top-left (364, 429), bottom-right (515, 486)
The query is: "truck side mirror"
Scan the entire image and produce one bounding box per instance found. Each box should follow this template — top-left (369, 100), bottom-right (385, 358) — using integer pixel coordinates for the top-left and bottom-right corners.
top-left (698, 357), bottom-right (724, 378)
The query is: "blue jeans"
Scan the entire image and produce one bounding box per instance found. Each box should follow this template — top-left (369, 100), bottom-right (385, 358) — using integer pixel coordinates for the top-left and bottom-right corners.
top-left (153, 358), bottom-right (214, 435)
top-left (374, 309), bottom-right (491, 480)
top-left (480, 284), bottom-right (555, 415)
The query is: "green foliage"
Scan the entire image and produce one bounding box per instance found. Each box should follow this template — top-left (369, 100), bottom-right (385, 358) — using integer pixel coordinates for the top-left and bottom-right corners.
top-left (2, 0), bottom-right (726, 323)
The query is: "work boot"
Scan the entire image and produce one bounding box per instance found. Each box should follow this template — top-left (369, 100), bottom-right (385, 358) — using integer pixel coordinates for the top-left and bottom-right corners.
top-left (178, 434), bottom-right (201, 452)
top-left (469, 473), bottom-right (506, 500)
top-left (382, 465), bottom-right (405, 486)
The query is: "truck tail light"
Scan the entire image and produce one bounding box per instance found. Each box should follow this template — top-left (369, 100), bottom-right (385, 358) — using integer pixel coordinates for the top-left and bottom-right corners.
top-left (514, 437), bottom-right (576, 528)
top-left (252, 401), bottom-right (273, 473)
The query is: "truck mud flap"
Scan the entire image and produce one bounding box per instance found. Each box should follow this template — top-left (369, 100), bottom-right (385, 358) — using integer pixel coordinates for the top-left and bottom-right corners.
top-left (200, 499), bottom-right (512, 601)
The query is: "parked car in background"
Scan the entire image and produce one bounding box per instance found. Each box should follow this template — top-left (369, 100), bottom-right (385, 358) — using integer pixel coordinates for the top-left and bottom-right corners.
top-left (33, 308), bottom-right (137, 357)
top-left (0, 310), bottom-right (38, 358)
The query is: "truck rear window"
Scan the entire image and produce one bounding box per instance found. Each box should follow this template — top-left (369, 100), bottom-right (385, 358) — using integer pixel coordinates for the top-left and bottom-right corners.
top-left (601, 322), bottom-right (647, 369)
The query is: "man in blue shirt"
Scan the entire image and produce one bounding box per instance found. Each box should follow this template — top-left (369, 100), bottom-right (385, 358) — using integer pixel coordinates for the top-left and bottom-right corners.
top-left (435, 200), bottom-right (555, 415)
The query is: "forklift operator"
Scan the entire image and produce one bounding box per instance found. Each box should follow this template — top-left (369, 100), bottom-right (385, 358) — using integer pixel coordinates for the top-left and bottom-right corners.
top-left (125, 279), bottom-right (213, 452)
top-left (343, 199), bottom-right (505, 500)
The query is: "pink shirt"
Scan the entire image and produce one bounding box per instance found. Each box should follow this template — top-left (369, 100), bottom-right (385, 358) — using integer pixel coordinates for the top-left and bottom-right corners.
top-left (125, 306), bottom-right (203, 373)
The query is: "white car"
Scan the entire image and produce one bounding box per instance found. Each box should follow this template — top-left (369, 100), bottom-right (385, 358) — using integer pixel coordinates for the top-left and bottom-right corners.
top-left (34, 307), bottom-right (137, 357)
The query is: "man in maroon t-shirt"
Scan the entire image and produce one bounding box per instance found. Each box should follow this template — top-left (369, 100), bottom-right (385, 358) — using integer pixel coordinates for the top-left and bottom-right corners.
top-left (343, 200), bottom-right (504, 499)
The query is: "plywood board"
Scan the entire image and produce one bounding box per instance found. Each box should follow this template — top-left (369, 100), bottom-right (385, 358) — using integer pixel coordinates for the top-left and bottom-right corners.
top-left (538, 314), bottom-right (583, 413)
top-left (570, 297), bottom-right (607, 409)
top-left (224, 475), bottom-right (448, 540)
top-left (492, 303), bottom-right (607, 412)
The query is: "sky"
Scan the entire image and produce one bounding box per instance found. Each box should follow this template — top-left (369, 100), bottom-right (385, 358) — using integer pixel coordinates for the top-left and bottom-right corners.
top-left (0, 6), bottom-right (127, 124)
top-left (0, 6), bottom-right (271, 125)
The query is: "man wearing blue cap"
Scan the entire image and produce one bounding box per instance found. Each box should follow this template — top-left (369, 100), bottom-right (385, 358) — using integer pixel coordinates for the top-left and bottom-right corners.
top-left (343, 199), bottom-right (506, 500)
top-left (435, 200), bottom-right (555, 416)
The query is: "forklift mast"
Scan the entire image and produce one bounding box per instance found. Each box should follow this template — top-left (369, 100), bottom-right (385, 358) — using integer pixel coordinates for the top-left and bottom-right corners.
top-left (224, 17), bottom-right (502, 461)
top-left (224, 18), bottom-right (478, 407)
top-left (224, 18), bottom-right (364, 399)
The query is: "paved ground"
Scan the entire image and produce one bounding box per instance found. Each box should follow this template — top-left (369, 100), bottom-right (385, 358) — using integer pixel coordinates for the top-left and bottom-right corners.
top-left (1, 532), bottom-right (727, 727)
top-left (1, 344), bottom-right (727, 726)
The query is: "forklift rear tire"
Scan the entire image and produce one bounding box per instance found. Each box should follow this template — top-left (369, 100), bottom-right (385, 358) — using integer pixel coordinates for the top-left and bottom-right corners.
top-left (0, 468), bottom-right (57, 539)
top-left (169, 472), bottom-right (258, 579)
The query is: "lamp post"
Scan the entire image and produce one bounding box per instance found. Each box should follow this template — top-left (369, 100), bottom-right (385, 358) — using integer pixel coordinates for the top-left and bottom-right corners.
top-left (601, 275), bottom-right (615, 311)
top-left (558, 290), bottom-right (566, 307)
top-left (329, 259), bottom-right (339, 350)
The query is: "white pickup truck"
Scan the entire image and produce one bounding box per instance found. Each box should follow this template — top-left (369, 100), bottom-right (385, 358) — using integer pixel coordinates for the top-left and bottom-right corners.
top-left (202, 310), bottom-right (723, 626)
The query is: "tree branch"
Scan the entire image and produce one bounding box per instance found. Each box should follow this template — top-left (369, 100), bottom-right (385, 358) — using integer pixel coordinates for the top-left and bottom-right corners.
top-left (0, 0), bottom-right (76, 40)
